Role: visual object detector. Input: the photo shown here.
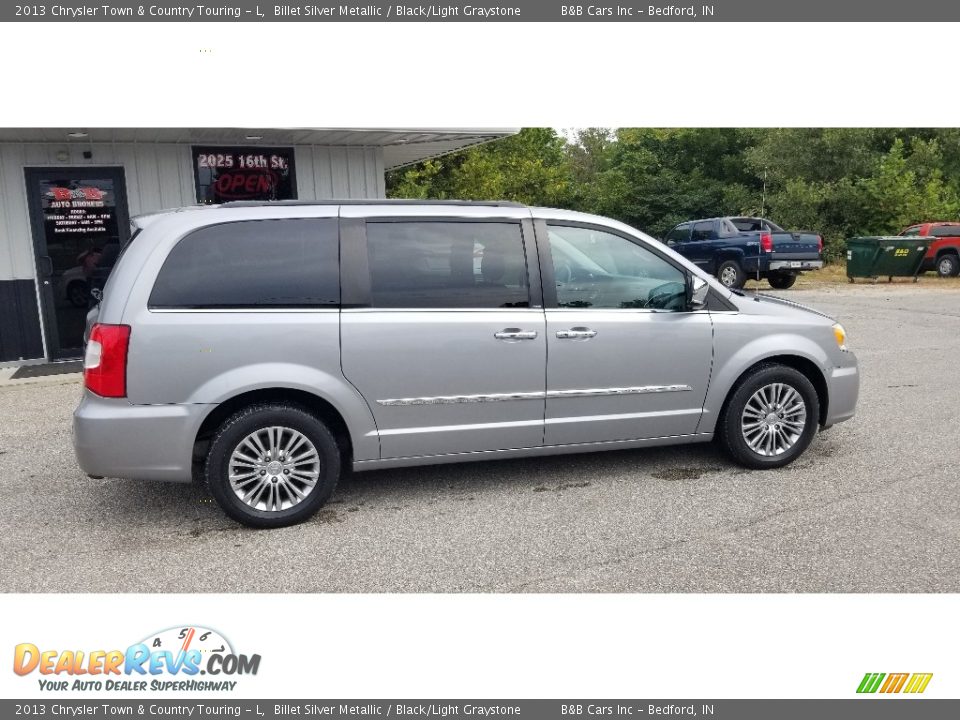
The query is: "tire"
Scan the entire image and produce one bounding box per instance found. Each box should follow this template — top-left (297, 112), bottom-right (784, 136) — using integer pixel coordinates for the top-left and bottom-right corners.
top-left (206, 403), bottom-right (341, 528)
top-left (767, 273), bottom-right (797, 290)
top-left (717, 364), bottom-right (820, 470)
top-left (717, 260), bottom-right (746, 289)
top-left (936, 253), bottom-right (960, 278)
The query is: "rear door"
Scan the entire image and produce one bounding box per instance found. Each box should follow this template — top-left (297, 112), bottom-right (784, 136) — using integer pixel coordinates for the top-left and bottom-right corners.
top-left (339, 208), bottom-right (547, 459)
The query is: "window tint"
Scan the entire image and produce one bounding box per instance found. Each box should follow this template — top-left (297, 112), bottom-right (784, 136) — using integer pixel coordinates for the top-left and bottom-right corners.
top-left (149, 219), bottom-right (338, 308)
top-left (691, 221), bottom-right (714, 241)
top-left (931, 225), bottom-right (960, 238)
top-left (366, 221), bottom-right (529, 309)
top-left (665, 225), bottom-right (690, 243)
top-left (900, 226), bottom-right (922, 237)
top-left (547, 225), bottom-right (687, 311)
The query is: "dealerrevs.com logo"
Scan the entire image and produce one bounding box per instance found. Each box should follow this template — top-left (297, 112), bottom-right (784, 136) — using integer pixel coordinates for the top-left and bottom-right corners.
top-left (13, 626), bottom-right (261, 692)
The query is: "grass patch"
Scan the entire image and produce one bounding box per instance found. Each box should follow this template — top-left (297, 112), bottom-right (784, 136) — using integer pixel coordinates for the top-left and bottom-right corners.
top-left (739, 263), bottom-right (960, 289)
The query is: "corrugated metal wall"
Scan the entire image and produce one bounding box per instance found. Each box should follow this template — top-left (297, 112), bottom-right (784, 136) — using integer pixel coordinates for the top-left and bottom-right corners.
top-left (0, 142), bottom-right (386, 282)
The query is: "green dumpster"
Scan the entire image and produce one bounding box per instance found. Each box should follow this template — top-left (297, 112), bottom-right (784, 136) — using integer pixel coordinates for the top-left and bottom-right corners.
top-left (846, 236), bottom-right (928, 283)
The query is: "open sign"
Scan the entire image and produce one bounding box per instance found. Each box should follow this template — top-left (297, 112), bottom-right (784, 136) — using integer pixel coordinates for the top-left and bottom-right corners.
top-left (212, 168), bottom-right (281, 200)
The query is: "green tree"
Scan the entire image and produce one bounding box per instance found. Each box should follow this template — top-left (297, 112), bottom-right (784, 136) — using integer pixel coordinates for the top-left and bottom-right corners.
top-left (387, 128), bottom-right (572, 206)
top-left (389, 127), bottom-right (960, 264)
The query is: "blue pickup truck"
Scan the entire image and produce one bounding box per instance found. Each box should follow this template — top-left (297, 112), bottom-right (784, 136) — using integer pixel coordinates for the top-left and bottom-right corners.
top-left (663, 217), bottom-right (823, 289)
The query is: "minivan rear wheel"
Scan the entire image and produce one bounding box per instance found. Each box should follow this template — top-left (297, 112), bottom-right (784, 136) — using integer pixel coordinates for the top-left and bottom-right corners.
top-left (718, 364), bottom-right (820, 469)
top-left (206, 403), bottom-right (341, 528)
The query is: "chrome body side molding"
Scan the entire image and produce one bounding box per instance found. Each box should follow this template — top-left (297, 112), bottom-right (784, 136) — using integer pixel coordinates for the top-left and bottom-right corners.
top-left (377, 384), bottom-right (692, 406)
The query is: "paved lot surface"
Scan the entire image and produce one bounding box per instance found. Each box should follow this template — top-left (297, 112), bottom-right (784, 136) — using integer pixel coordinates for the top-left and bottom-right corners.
top-left (2, 284), bottom-right (959, 593)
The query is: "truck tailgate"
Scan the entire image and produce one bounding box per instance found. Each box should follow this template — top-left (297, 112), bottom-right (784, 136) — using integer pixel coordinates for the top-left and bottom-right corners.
top-left (771, 231), bottom-right (821, 259)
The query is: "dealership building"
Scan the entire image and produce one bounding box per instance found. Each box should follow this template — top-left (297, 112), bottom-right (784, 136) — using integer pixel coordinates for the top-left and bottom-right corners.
top-left (0, 128), bottom-right (513, 365)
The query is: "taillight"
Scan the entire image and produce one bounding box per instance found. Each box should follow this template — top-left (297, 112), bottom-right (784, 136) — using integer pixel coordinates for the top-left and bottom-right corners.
top-left (760, 232), bottom-right (773, 252)
top-left (817, 235), bottom-right (824, 252)
top-left (84, 323), bottom-right (131, 398)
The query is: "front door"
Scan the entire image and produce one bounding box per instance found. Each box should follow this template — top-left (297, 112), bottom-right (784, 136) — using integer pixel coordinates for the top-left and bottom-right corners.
top-left (540, 222), bottom-right (713, 446)
top-left (25, 167), bottom-right (130, 359)
top-left (340, 215), bottom-right (546, 459)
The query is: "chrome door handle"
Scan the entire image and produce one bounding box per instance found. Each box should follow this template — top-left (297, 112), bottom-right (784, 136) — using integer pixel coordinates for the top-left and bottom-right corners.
top-left (494, 328), bottom-right (538, 341)
top-left (556, 327), bottom-right (598, 340)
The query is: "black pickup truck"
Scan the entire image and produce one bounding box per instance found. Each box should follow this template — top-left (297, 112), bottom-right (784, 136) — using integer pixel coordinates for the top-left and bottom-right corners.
top-left (663, 217), bottom-right (823, 289)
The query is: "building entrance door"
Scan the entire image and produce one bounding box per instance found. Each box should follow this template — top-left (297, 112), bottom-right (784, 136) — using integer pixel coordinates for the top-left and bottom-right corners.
top-left (25, 167), bottom-right (130, 359)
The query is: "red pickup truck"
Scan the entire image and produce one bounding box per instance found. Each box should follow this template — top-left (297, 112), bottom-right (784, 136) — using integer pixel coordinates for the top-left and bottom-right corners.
top-left (900, 222), bottom-right (960, 277)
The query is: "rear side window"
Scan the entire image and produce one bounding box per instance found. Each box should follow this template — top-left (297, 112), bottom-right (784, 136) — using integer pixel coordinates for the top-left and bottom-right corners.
top-left (730, 218), bottom-right (762, 232)
top-left (931, 225), bottom-right (960, 238)
top-left (149, 219), bottom-right (338, 308)
top-left (691, 221), bottom-right (714, 241)
top-left (366, 221), bottom-right (529, 309)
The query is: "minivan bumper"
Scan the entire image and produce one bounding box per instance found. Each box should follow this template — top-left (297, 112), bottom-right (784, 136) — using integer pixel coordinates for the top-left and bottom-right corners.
top-left (823, 355), bottom-right (859, 428)
top-left (73, 393), bottom-right (211, 483)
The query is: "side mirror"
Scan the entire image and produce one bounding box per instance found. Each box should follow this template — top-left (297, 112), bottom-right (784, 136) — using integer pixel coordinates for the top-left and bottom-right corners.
top-left (688, 275), bottom-right (709, 310)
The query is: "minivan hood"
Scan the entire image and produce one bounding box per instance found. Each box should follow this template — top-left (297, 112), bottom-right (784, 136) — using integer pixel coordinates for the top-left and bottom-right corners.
top-left (730, 290), bottom-right (835, 322)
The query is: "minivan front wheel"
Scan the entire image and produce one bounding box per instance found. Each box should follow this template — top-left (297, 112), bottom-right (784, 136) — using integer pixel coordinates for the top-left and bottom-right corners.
top-left (718, 365), bottom-right (820, 469)
top-left (206, 403), bottom-right (341, 528)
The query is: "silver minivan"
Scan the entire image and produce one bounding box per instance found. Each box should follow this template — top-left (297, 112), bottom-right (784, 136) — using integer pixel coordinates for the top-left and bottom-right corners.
top-left (73, 200), bottom-right (859, 527)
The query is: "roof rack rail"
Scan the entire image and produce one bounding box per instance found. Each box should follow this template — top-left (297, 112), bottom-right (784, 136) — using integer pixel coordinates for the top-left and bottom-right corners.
top-left (218, 199), bottom-right (526, 208)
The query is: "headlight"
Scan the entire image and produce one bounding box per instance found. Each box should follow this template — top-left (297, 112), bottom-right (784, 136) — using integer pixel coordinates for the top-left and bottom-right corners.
top-left (832, 323), bottom-right (848, 351)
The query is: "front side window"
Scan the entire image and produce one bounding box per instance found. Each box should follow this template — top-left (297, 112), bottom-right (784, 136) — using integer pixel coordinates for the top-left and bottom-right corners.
top-left (900, 226), bottom-right (922, 237)
top-left (366, 221), bottom-right (529, 309)
top-left (665, 224), bottom-right (690, 243)
top-left (547, 224), bottom-right (687, 311)
top-left (149, 219), bottom-right (339, 308)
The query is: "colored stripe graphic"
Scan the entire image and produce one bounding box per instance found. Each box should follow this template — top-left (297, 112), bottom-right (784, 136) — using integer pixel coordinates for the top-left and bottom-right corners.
top-left (857, 672), bottom-right (932, 694)
top-left (880, 673), bottom-right (909, 693)
top-left (857, 673), bottom-right (885, 693)
top-left (903, 673), bottom-right (933, 694)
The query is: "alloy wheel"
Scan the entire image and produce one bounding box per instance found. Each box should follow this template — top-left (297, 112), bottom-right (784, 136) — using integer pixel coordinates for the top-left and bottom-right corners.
top-left (228, 426), bottom-right (321, 512)
top-left (740, 383), bottom-right (807, 457)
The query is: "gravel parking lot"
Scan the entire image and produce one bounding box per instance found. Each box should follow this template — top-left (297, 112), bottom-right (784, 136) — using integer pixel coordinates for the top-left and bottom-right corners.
top-left (1, 284), bottom-right (958, 593)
